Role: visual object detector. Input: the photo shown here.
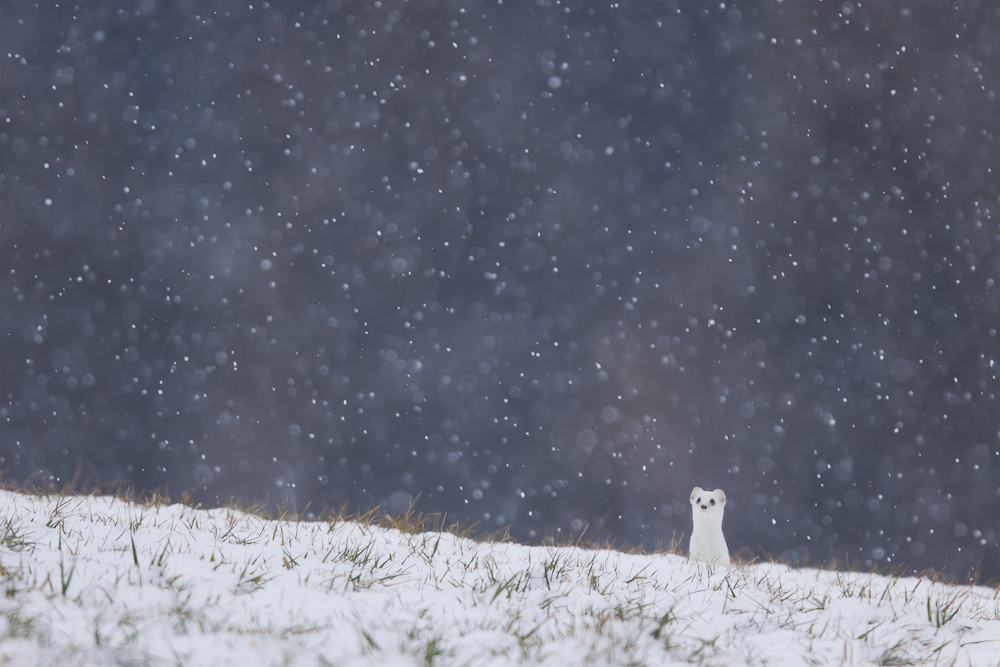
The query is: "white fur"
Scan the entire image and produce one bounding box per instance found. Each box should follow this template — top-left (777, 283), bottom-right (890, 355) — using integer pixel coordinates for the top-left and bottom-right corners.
top-left (688, 487), bottom-right (730, 566)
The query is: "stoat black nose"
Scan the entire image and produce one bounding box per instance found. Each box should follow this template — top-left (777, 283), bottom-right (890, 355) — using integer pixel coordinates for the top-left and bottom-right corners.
top-left (700, 504), bottom-right (707, 510)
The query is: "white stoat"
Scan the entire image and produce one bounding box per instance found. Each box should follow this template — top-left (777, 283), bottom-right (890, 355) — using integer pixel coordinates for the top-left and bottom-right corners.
top-left (688, 487), bottom-right (730, 566)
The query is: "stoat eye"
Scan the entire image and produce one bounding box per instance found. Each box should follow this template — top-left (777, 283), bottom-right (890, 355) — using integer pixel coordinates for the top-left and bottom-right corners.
top-left (695, 497), bottom-right (701, 503)
top-left (709, 499), bottom-right (715, 505)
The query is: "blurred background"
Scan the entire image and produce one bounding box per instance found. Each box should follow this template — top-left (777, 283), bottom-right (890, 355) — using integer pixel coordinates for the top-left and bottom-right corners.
top-left (1, 0), bottom-right (998, 582)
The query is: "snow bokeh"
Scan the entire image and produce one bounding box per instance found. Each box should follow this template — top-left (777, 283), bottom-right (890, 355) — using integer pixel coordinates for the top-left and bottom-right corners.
top-left (1, 1), bottom-right (998, 581)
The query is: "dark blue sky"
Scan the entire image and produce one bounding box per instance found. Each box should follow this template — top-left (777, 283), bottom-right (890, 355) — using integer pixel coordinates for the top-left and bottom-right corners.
top-left (2, 0), bottom-right (998, 582)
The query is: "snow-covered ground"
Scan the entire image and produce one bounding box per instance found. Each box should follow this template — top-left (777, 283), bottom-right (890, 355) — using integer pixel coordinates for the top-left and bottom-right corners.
top-left (1, 490), bottom-right (998, 666)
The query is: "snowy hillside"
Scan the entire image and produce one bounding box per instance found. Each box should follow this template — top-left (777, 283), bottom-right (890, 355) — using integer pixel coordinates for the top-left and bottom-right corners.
top-left (1, 491), bottom-right (998, 666)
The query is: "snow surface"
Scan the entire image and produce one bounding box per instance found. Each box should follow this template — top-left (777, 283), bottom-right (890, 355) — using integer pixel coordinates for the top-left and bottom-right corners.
top-left (1, 490), bottom-right (998, 666)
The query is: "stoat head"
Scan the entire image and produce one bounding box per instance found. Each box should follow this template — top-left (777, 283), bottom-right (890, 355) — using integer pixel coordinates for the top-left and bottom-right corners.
top-left (690, 487), bottom-right (726, 515)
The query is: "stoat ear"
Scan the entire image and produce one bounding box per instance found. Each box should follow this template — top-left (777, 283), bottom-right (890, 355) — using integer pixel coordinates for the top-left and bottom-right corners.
top-left (690, 487), bottom-right (703, 502)
top-left (716, 489), bottom-right (726, 504)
